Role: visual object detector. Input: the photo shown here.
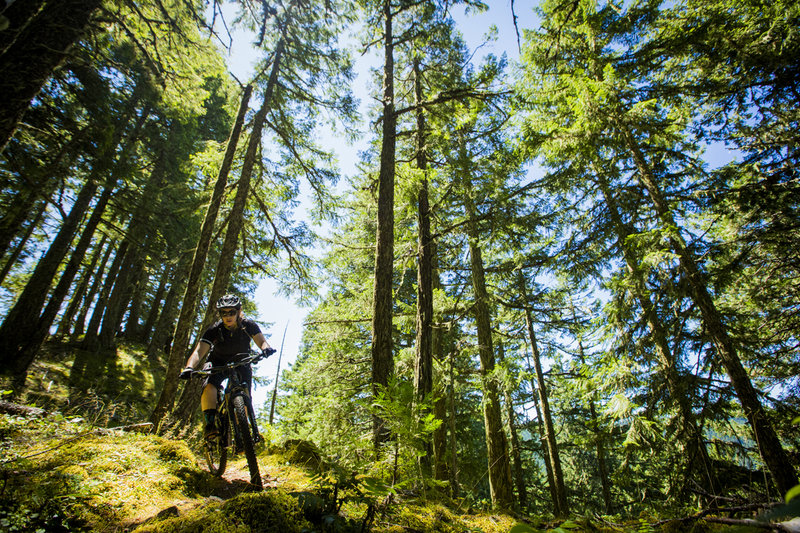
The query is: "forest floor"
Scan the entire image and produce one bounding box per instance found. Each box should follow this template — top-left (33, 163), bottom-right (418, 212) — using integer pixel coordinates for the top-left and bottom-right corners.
top-left (0, 339), bottom-right (791, 532)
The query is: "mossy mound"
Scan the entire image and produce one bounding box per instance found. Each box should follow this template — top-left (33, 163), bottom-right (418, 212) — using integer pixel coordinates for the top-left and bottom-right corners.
top-left (282, 438), bottom-right (324, 470)
top-left (0, 411), bottom-right (212, 532)
top-left (372, 502), bottom-right (519, 533)
top-left (133, 489), bottom-right (311, 533)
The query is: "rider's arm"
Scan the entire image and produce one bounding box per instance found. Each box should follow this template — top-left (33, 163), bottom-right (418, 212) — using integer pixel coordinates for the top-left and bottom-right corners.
top-left (252, 332), bottom-right (273, 352)
top-left (184, 341), bottom-right (211, 369)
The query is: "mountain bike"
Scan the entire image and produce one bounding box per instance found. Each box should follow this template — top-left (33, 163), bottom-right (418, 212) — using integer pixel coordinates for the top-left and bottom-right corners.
top-left (190, 350), bottom-right (267, 487)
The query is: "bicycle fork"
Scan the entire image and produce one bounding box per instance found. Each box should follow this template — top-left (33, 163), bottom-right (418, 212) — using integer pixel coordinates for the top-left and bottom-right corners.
top-left (244, 392), bottom-right (263, 444)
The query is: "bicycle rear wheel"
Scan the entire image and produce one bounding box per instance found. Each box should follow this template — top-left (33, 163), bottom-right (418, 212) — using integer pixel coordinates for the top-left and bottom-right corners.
top-left (233, 394), bottom-right (261, 487)
top-left (204, 414), bottom-right (228, 476)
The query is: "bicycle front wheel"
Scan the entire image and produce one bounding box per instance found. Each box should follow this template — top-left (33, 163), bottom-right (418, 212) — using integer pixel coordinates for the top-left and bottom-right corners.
top-left (233, 394), bottom-right (261, 487)
top-left (205, 414), bottom-right (228, 476)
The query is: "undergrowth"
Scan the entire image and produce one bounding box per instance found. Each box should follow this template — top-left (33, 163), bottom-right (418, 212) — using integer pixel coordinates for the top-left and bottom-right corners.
top-left (0, 340), bottom-right (775, 532)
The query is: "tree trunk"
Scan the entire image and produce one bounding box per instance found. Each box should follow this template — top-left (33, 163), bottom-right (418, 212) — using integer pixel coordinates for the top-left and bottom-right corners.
top-left (413, 58), bottom-right (434, 471)
top-left (140, 263), bottom-right (171, 342)
top-left (432, 265), bottom-right (449, 483)
top-left (78, 97), bottom-right (150, 350)
top-left (0, 151), bottom-right (118, 376)
top-left (0, 172), bottom-right (98, 351)
top-left (149, 83), bottom-right (253, 428)
top-left (0, 200), bottom-right (46, 287)
top-left (571, 321), bottom-right (614, 513)
top-left (0, 0), bottom-right (104, 153)
top-left (71, 241), bottom-right (115, 341)
top-left (82, 237), bottom-right (131, 350)
top-left (125, 263), bottom-right (148, 340)
top-left (521, 288), bottom-right (568, 517)
top-left (527, 357), bottom-right (557, 508)
top-left (432, 392), bottom-right (449, 481)
top-left (447, 346), bottom-right (460, 498)
top-left (498, 340), bottom-right (528, 511)
top-left (589, 397), bottom-right (613, 513)
top-left (595, 168), bottom-right (718, 494)
top-left (170, 46), bottom-right (285, 430)
top-left (97, 115), bottom-right (165, 351)
top-left (97, 237), bottom-right (144, 349)
top-left (618, 122), bottom-right (798, 495)
top-left (463, 179), bottom-right (514, 512)
top-left (0, 0), bottom-right (47, 56)
top-left (56, 233), bottom-right (108, 338)
top-left (14, 184), bottom-right (114, 375)
top-left (371, 0), bottom-right (397, 448)
top-left (0, 191), bottom-right (44, 260)
top-left (68, 242), bottom-right (114, 342)
top-left (146, 252), bottom-right (191, 363)
top-left (0, 124), bottom-right (90, 258)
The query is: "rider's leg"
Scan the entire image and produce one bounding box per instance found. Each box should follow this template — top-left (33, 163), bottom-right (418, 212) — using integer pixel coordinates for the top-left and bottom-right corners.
top-left (201, 384), bottom-right (218, 437)
top-left (201, 384), bottom-right (218, 410)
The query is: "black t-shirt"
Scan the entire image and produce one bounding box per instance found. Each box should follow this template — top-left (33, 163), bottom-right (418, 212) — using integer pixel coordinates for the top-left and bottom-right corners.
top-left (199, 318), bottom-right (261, 364)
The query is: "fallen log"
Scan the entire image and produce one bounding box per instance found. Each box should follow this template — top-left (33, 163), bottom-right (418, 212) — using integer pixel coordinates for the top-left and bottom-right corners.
top-left (0, 400), bottom-right (46, 417)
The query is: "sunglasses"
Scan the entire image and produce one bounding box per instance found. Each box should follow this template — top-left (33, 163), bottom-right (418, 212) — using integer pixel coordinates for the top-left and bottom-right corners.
top-left (218, 309), bottom-right (238, 317)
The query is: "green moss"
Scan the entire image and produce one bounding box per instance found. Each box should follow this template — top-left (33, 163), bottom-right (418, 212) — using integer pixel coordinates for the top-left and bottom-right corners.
top-left (371, 503), bottom-right (519, 533)
top-left (142, 436), bottom-right (197, 465)
top-left (388, 504), bottom-right (465, 533)
top-left (134, 490), bottom-right (311, 533)
top-left (224, 490), bottom-right (311, 532)
top-left (282, 439), bottom-right (324, 470)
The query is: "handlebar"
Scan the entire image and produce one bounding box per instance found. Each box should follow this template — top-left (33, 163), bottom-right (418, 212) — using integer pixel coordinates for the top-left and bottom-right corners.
top-left (189, 350), bottom-right (266, 378)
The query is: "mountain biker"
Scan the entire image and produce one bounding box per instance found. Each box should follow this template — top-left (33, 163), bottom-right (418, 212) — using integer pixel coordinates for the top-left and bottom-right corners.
top-left (178, 294), bottom-right (276, 438)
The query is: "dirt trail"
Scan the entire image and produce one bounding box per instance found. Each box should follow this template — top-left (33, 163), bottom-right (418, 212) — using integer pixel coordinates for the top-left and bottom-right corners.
top-left (127, 459), bottom-right (277, 530)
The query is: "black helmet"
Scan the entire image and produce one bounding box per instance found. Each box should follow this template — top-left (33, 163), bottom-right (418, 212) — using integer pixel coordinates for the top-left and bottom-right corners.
top-left (215, 294), bottom-right (242, 309)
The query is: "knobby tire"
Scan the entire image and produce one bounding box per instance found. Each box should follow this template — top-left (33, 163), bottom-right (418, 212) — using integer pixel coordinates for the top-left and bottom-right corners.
top-left (233, 394), bottom-right (261, 487)
top-left (204, 413), bottom-right (228, 476)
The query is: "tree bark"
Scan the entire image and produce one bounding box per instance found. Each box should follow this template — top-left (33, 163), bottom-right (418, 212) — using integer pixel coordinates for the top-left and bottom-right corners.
top-left (595, 168), bottom-right (718, 494)
top-left (70, 241), bottom-right (115, 341)
top-left (447, 346), bottom-right (460, 498)
top-left (413, 57), bottom-right (434, 471)
top-left (56, 233), bottom-right (108, 338)
top-left (0, 0), bottom-right (104, 153)
top-left (14, 184), bottom-right (114, 375)
top-left (0, 173), bottom-right (99, 374)
top-left (140, 262), bottom-right (171, 342)
top-left (81, 240), bottom-right (129, 351)
top-left (78, 97), bottom-right (151, 351)
top-left (572, 324), bottom-right (614, 513)
top-left (149, 83), bottom-right (253, 428)
top-left (0, 190), bottom-right (45, 260)
top-left (96, 114), bottom-right (168, 351)
top-left (125, 263), bottom-right (148, 340)
top-left (0, 106), bottom-right (142, 379)
top-left (589, 397), bottom-right (613, 514)
top-left (527, 356), bottom-right (557, 508)
top-left (0, 123), bottom-right (90, 258)
top-left (0, 0), bottom-right (47, 57)
top-left (463, 178), bottom-right (514, 512)
top-left (0, 200), bottom-right (46, 287)
top-left (618, 122), bottom-right (798, 495)
top-left (371, 0), bottom-right (397, 448)
top-left (521, 286), bottom-right (568, 517)
top-left (146, 252), bottom-right (191, 363)
top-left (498, 340), bottom-right (528, 511)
